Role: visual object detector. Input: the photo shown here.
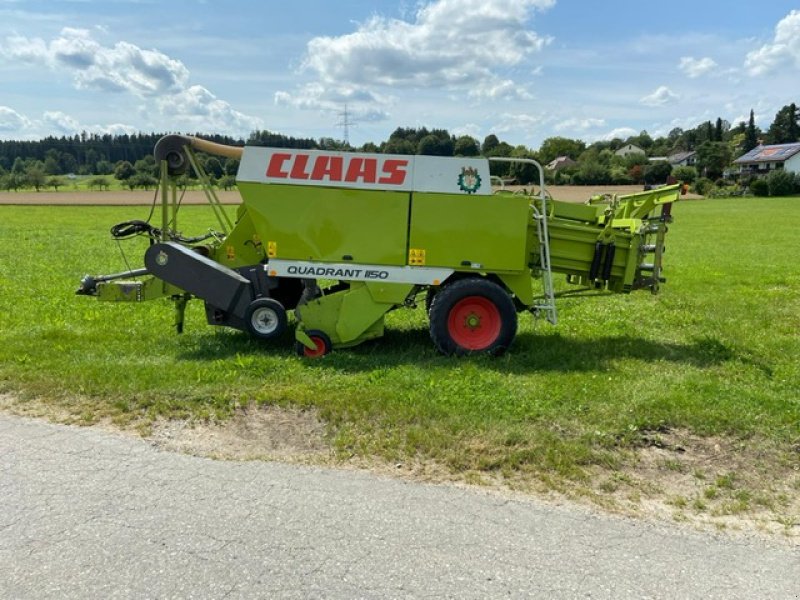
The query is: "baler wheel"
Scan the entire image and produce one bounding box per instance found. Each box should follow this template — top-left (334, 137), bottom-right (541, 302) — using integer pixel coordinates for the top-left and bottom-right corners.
top-left (295, 330), bottom-right (332, 358)
top-left (429, 278), bottom-right (517, 356)
top-left (425, 287), bottom-right (438, 315)
top-left (244, 298), bottom-right (287, 340)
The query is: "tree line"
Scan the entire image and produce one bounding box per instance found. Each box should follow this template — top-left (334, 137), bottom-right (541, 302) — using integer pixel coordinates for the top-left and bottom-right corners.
top-left (1, 103), bottom-right (797, 193)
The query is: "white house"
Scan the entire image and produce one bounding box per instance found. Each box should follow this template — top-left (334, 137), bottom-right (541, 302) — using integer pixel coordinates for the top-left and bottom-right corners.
top-left (733, 143), bottom-right (800, 176)
top-left (615, 144), bottom-right (645, 157)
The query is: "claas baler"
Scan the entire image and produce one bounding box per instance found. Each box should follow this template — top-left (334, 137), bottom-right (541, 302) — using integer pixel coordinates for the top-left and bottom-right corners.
top-left (77, 135), bottom-right (680, 357)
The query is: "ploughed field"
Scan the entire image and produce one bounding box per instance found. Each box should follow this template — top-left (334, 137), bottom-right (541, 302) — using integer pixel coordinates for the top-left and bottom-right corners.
top-left (0, 185), bottom-right (702, 205)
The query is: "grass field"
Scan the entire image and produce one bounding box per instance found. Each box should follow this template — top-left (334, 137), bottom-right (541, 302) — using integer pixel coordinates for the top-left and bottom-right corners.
top-left (1, 196), bottom-right (798, 533)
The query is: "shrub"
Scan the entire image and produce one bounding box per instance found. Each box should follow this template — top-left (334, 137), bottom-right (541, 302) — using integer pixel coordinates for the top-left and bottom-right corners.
top-left (766, 170), bottom-right (795, 197)
top-left (692, 177), bottom-right (714, 196)
top-left (87, 176), bottom-right (110, 191)
top-left (609, 166), bottom-right (633, 185)
top-left (671, 165), bottom-right (697, 184)
top-left (750, 178), bottom-right (769, 197)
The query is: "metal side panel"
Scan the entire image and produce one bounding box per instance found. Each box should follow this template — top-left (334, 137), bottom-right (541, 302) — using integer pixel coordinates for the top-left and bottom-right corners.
top-left (239, 183), bottom-right (410, 266)
top-left (144, 242), bottom-right (251, 314)
top-left (408, 192), bottom-right (530, 272)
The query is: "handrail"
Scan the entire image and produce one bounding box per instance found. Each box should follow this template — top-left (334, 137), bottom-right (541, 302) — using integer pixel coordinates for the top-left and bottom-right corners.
top-left (487, 157), bottom-right (557, 325)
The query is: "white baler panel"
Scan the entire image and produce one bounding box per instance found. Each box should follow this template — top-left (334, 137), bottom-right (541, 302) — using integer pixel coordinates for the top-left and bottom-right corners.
top-left (237, 147), bottom-right (490, 195)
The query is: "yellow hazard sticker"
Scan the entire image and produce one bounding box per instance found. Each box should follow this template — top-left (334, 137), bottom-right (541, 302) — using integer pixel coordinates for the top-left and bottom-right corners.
top-left (226, 245), bottom-right (235, 260)
top-left (267, 241), bottom-right (277, 258)
top-left (408, 248), bottom-right (426, 266)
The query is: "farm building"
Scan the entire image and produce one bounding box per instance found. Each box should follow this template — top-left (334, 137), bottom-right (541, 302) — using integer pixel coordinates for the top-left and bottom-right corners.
top-left (615, 144), bottom-right (645, 157)
top-left (733, 143), bottom-right (800, 177)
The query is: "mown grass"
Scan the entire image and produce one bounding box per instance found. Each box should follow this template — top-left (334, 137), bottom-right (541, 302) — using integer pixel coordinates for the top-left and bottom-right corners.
top-left (1, 197), bottom-right (798, 503)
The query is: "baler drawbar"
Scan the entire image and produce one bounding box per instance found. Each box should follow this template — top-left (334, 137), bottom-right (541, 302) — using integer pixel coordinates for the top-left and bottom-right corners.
top-left (77, 135), bottom-right (681, 356)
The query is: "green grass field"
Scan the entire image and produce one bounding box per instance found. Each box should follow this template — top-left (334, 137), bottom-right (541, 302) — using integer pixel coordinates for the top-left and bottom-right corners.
top-left (1, 197), bottom-right (798, 528)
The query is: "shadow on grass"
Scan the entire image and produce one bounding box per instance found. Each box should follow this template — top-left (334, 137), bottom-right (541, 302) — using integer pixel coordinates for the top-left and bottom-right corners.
top-left (176, 326), bottom-right (752, 375)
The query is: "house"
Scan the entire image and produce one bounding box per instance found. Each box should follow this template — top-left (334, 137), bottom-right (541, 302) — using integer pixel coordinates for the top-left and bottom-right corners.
top-left (733, 143), bottom-right (800, 176)
top-left (545, 156), bottom-right (577, 171)
top-left (667, 151), bottom-right (696, 167)
top-left (615, 144), bottom-right (645, 157)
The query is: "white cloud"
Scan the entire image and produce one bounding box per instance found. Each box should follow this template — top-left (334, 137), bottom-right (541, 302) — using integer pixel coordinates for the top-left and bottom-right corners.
top-left (156, 85), bottom-right (263, 134)
top-left (640, 86), bottom-right (679, 107)
top-left (274, 83), bottom-right (391, 124)
top-left (302, 0), bottom-right (553, 88)
top-left (602, 127), bottom-right (637, 141)
top-left (491, 112), bottom-right (548, 137)
top-left (554, 117), bottom-right (606, 132)
top-left (0, 106), bottom-right (137, 138)
top-left (468, 79), bottom-right (533, 101)
top-left (1, 28), bottom-right (261, 136)
top-left (278, 0), bottom-right (553, 115)
top-left (678, 56), bottom-right (717, 78)
top-left (43, 111), bottom-right (80, 133)
top-left (3, 28), bottom-right (189, 97)
top-left (92, 123), bottom-right (138, 136)
top-left (745, 10), bottom-right (800, 75)
top-left (452, 123), bottom-right (482, 140)
top-left (0, 106), bottom-right (31, 132)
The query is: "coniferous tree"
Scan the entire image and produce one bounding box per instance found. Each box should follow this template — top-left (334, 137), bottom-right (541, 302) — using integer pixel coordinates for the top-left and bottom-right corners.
top-left (743, 109), bottom-right (759, 152)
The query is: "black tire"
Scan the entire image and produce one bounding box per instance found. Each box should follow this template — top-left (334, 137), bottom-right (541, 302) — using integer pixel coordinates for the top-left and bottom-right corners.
top-left (429, 278), bottom-right (517, 356)
top-left (425, 287), bottom-right (438, 315)
top-left (295, 330), bottom-right (332, 358)
top-left (244, 298), bottom-right (287, 340)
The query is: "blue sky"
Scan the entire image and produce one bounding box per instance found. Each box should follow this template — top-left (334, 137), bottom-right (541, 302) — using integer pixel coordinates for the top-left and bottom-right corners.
top-left (1, 0), bottom-right (798, 148)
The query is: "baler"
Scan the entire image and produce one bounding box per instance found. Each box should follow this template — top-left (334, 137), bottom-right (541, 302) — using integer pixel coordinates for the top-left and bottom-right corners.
top-left (77, 135), bottom-right (681, 357)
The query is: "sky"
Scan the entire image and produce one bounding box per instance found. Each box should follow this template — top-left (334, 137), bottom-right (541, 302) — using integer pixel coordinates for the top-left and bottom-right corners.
top-left (1, 0), bottom-right (798, 148)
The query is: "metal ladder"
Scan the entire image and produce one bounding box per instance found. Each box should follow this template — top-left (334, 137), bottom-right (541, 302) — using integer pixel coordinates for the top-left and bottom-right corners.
top-left (489, 157), bottom-right (557, 325)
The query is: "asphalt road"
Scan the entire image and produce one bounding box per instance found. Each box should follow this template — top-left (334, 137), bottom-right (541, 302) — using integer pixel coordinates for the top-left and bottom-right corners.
top-left (1, 414), bottom-right (798, 599)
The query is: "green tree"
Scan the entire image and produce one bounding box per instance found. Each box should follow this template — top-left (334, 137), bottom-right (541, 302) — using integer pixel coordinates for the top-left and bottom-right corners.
top-left (25, 161), bottom-right (47, 191)
top-left (671, 165), bottom-right (698, 184)
top-left (695, 141), bottom-right (732, 180)
top-left (44, 156), bottom-right (61, 175)
top-left (643, 161), bottom-right (672, 185)
top-left (223, 158), bottom-right (239, 176)
top-left (766, 103), bottom-right (799, 144)
top-left (96, 160), bottom-right (114, 175)
top-left (538, 137), bottom-right (586, 165)
top-left (743, 109), bottom-right (759, 152)
top-left (88, 176), bottom-right (111, 190)
top-left (507, 145), bottom-right (539, 184)
top-left (766, 170), bottom-right (796, 196)
top-left (382, 137), bottom-right (415, 155)
top-left (204, 156), bottom-right (224, 179)
top-left (114, 160), bottom-right (135, 181)
top-left (572, 160), bottom-right (611, 185)
top-left (481, 134), bottom-right (500, 155)
top-left (47, 176), bottom-right (66, 191)
top-left (483, 141), bottom-right (514, 177)
top-left (453, 135), bottom-right (480, 157)
top-left (134, 155), bottom-right (158, 177)
top-left (417, 134), bottom-right (438, 156)
top-left (130, 172), bottom-right (157, 190)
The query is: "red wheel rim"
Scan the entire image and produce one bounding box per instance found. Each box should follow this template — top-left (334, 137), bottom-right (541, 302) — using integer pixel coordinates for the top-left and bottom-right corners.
top-left (447, 296), bottom-right (501, 350)
top-left (303, 336), bottom-right (327, 358)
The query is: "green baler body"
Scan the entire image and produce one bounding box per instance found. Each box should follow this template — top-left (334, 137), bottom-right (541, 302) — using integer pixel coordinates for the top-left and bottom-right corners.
top-left (86, 143), bottom-right (680, 353)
